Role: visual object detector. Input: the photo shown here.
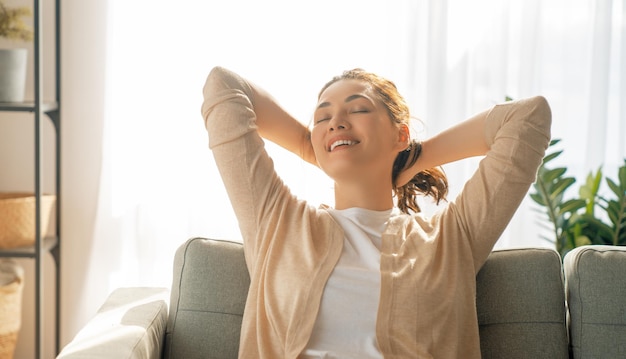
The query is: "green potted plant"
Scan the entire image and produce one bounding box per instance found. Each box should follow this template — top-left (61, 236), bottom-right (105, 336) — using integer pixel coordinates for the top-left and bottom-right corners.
top-left (0, 0), bottom-right (33, 102)
top-left (530, 138), bottom-right (626, 258)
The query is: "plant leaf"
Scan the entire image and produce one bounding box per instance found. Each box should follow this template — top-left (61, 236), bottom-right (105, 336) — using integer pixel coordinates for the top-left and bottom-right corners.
top-left (550, 177), bottom-right (576, 200)
top-left (559, 199), bottom-right (586, 215)
top-left (606, 178), bottom-right (621, 198)
top-left (549, 139), bottom-right (562, 147)
top-left (579, 168), bottom-right (603, 215)
top-left (543, 167), bottom-right (568, 183)
top-left (619, 160), bottom-right (626, 188)
top-left (542, 150), bottom-right (563, 165)
top-left (530, 193), bottom-right (546, 206)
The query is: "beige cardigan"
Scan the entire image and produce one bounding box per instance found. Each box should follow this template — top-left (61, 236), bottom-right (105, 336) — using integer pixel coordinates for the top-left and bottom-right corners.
top-left (202, 66), bottom-right (551, 358)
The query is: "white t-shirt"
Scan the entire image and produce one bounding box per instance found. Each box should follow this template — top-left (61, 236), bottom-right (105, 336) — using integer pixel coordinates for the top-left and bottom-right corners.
top-left (301, 207), bottom-right (396, 359)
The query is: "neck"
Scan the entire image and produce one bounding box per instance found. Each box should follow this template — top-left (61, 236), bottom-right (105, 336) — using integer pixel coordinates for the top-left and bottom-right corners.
top-left (333, 176), bottom-right (395, 211)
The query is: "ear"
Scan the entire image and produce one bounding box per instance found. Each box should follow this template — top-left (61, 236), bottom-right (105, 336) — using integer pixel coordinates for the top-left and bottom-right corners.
top-left (396, 124), bottom-right (410, 151)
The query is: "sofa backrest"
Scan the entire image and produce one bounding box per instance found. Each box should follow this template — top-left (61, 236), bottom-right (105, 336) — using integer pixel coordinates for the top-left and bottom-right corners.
top-left (476, 247), bottom-right (569, 359)
top-left (564, 245), bottom-right (626, 359)
top-left (164, 238), bottom-right (569, 358)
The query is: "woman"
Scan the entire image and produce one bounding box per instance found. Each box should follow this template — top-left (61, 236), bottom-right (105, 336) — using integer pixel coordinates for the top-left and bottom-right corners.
top-left (202, 66), bottom-right (551, 358)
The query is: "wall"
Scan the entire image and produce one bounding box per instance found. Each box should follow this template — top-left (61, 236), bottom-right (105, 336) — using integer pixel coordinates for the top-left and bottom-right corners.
top-left (56, 0), bottom-right (108, 352)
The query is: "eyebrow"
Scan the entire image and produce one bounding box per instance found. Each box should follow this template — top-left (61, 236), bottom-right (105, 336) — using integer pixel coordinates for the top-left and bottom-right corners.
top-left (316, 94), bottom-right (369, 110)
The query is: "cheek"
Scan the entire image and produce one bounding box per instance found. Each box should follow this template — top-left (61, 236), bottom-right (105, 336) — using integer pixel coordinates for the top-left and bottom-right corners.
top-left (310, 127), bottom-right (325, 153)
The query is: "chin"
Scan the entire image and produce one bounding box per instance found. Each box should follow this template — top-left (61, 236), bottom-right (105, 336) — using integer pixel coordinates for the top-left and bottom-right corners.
top-left (322, 165), bottom-right (362, 183)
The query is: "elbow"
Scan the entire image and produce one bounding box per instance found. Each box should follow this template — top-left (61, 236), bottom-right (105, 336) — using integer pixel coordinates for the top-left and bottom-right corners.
top-left (201, 66), bottom-right (227, 121)
top-left (527, 95), bottom-right (552, 149)
top-left (529, 96), bottom-right (552, 127)
top-left (201, 66), bottom-right (252, 127)
top-left (202, 66), bottom-right (253, 106)
top-left (204, 66), bottom-right (251, 95)
top-left (203, 66), bottom-right (231, 101)
top-left (201, 67), bottom-right (257, 149)
top-left (201, 69), bottom-right (222, 133)
top-left (530, 95), bottom-right (551, 123)
top-left (209, 65), bottom-right (228, 78)
top-left (207, 66), bottom-right (230, 86)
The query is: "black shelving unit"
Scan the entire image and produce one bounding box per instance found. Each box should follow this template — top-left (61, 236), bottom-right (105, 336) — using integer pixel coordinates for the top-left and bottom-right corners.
top-left (0, 0), bottom-right (61, 358)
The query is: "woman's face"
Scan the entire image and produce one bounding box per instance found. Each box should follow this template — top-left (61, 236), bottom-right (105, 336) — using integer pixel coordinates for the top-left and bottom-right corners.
top-left (311, 79), bottom-right (408, 183)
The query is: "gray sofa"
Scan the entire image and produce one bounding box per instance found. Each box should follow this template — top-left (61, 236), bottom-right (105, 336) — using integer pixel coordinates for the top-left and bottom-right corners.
top-left (57, 238), bottom-right (626, 359)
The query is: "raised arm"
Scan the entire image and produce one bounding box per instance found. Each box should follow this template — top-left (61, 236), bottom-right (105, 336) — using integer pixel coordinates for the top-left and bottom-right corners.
top-left (396, 108), bottom-right (491, 186)
top-left (202, 66), bottom-right (321, 262)
top-left (453, 96), bottom-right (551, 268)
top-left (251, 79), bottom-right (494, 173)
top-left (248, 82), bottom-right (317, 166)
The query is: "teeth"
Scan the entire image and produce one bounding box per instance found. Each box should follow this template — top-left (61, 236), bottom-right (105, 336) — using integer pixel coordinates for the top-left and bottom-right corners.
top-left (330, 140), bottom-right (357, 152)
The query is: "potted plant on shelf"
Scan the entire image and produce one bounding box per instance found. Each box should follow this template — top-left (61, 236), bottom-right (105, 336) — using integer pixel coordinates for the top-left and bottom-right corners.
top-left (0, 0), bottom-right (33, 103)
top-left (530, 138), bottom-right (626, 258)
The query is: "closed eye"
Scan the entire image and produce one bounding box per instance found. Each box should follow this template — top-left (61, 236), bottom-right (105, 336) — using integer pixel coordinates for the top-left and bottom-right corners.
top-left (314, 117), bottom-right (331, 125)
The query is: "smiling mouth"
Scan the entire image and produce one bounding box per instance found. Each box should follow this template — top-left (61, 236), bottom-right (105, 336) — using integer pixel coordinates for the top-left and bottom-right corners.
top-left (329, 139), bottom-right (359, 152)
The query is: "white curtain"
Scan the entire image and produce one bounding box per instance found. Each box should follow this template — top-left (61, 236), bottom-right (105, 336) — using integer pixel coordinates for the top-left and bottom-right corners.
top-left (97, 0), bottom-right (625, 288)
top-left (61, 0), bottom-right (625, 341)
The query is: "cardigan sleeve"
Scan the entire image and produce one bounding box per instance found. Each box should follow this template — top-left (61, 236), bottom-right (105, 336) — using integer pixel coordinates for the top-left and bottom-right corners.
top-left (448, 96), bottom-right (552, 271)
top-left (202, 68), bottom-right (346, 358)
top-left (201, 66), bottom-right (292, 265)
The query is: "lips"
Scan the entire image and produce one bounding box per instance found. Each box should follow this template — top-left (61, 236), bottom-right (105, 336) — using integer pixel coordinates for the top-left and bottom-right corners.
top-left (328, 138), bottom-right (359, 152)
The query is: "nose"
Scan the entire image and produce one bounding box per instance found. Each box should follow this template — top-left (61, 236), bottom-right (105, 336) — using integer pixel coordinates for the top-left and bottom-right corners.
top-left (328, 115), bottom-right (348, 132)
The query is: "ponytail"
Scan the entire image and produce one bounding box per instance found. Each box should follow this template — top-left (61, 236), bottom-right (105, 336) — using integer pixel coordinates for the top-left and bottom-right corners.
top-left (392, 140), bottom-right (448, 214)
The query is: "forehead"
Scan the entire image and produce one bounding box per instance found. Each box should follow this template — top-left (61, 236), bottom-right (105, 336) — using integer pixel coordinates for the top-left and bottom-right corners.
top-left (317, 79), bottom-right (373, 105)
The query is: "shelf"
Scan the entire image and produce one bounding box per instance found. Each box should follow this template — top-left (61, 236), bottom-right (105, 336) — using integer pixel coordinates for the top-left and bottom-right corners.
top-left (0, 101), bottom-right (59, 113)
top-left (1, 0), bottom-right (62, 357)
top-left (0, 237), bottom-right (59, 258)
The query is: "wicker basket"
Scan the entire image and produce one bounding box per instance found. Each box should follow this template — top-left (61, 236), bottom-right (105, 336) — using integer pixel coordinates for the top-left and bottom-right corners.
top-left (0, 260), bottom-right (24, 359)
top-left (0, 193), bottom-right (56, 249)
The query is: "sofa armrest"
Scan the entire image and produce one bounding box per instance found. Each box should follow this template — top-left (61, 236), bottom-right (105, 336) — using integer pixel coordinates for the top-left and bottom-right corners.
top-left (564, 245), bottom-right (626, 359)
top-left (57, 287), bottom-right (169, 359)
top-left (163, 237), bottom-right (249, 359)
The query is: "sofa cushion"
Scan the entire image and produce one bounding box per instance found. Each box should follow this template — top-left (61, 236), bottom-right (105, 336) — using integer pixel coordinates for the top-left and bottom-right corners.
top-left (564, 245), bottom-right (626, 359)
top-left (476, 248), bottom-right (569, 359)
top-left (164, 237), bottom-right (250, 359)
